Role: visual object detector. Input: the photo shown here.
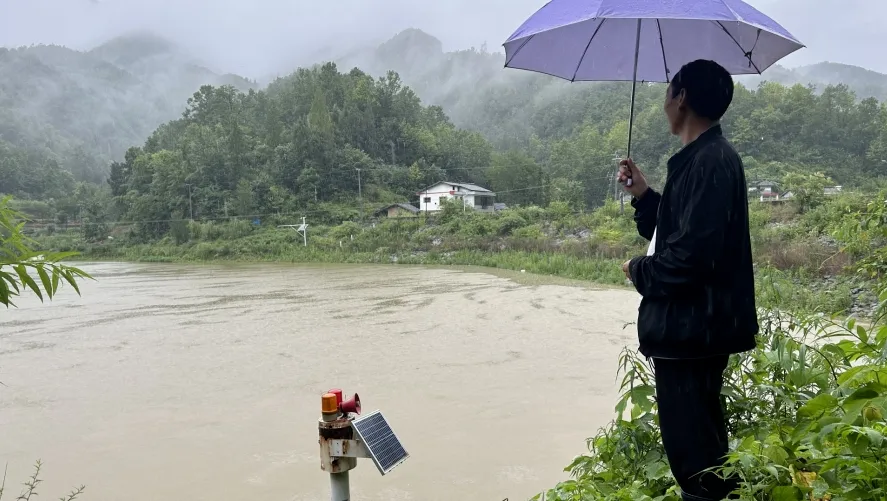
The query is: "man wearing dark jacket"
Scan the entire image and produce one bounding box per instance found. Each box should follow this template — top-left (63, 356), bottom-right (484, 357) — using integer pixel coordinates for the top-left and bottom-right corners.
top-left (617, 59), bottom-right (758, 501)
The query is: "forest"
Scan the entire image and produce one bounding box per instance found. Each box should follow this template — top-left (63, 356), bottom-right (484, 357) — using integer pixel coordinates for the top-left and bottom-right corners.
top-left (4, 56), bottom-right (887, 241)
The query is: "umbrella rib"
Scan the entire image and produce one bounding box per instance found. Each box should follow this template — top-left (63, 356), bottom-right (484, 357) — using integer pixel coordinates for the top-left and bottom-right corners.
top-left (714, 21), bottom-right (762, 74)
top-left (656, 20), bottom-right (670, 83)
top-left (570, 18), bottom-right (607, 82)
top-left (504, 35), bottom-right (536, 67)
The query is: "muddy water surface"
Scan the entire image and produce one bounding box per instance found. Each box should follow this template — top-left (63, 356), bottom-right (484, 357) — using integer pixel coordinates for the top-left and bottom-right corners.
top-left (0, 262), bottom-right (638, 501)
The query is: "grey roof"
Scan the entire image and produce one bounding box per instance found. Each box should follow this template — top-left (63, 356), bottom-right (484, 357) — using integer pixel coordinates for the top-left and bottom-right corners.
top-left (419, 181), bottom-right (493, 194)
top-left (493, 203), bottom-right (508, 211)
top-left (452, 182), bottom-right (492, 193)
top-left (374, 203), bottom-right (419, 215)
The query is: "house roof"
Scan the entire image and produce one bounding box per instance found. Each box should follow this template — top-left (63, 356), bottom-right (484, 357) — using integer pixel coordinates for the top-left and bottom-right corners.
top-left (374, 203), bottom-right (419, 215)
top-left (417, 181), bottom-right (493, 194)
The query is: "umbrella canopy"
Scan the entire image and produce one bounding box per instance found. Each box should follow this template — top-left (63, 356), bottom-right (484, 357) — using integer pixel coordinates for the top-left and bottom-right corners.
top-left (503, 0), bottom-right (804, 83)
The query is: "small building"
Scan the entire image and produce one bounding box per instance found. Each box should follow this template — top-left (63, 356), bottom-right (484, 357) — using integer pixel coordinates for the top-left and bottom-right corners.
top-left (374, 203), bottom-right (420, 218)
top-left (748, 180), bottom-right (780, 196)
top-left (417, 181), bottom-right (496, 212)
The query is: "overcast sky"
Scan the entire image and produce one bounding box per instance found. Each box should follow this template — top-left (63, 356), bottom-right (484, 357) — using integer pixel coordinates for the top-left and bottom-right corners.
top-left (0, 0), bottom-right (881, 77)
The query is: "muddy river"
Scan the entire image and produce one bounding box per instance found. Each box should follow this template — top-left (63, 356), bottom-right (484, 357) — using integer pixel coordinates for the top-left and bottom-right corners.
top-left (1, 262), bottom-right (639, 501)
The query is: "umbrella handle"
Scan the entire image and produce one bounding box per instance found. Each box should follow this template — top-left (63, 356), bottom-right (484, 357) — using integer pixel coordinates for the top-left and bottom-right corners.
top-left (623, 19), bottom-right (642, 191)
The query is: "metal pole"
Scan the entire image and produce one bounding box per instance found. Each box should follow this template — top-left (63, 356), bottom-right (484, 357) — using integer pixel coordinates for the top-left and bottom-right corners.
top-left (356, 168), bottom-right (362, 221)
top-left (625, 18), bottom-right (642, 187)
top-left (330, 471), bottom-right (350, 501)
top-left (187, 184), bottom-right (194, 220)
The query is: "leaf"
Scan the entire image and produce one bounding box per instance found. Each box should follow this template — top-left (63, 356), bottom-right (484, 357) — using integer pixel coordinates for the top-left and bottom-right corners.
top-left (799, 393), bottom-right (839, 418)
top-left (62, 270), bottom-right (82, 296)
top-left (857, 325), bottom-right (869, 344)
top-left (36, 265), bottom-right (53, 300)
top-left (771, 486), bottom-right (803, 501)
top-left (14, 264), bottom-right (42, 301)
top-left (838, 366), bottom-right (867, 386)
top-left (51, 268), bottom-right (60, 294)
top-left (643, 461), bottom-right (669, 481)
top-left (864, 427), bottom-right (884, 446)
top-left (846, 384), bottom-right (884, 402)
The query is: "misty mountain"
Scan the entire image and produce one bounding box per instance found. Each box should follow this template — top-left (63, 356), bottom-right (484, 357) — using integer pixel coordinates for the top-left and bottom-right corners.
top-left (3, 28), bottom-right (887, 189)
top-left (740, 62), bottom-right (887, 101)
top-left (336, 29), bottom-right (887, 144)
top-left (0, 32), bottom-right (254, 184)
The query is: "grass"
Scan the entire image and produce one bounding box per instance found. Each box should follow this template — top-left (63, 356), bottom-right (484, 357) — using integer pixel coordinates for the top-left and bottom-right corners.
top-left (31, 195), bottom-right (884, 314)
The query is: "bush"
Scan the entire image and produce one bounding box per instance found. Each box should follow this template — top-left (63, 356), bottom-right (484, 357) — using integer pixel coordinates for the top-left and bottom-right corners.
top-left (496, 211), bottom-right (530, 236)
top-left (330, 221), bottom-right (362, 241)
top-left (169, 219), bottom-right (190, 244)
top-left (537, 291), bottom-right (887, 501)
top-left (512, 223), bottom-right (545, 239)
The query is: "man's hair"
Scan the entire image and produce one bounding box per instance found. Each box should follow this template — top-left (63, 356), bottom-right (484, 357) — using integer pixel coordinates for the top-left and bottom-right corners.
top-left (669, 60), bottom-right (734, 122)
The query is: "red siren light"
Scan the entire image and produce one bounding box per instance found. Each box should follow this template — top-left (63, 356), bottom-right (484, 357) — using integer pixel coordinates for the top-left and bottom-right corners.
top-left (327, 388), bottom-right (343, 405)
top-left (340, 393), bottom-right (361, 415)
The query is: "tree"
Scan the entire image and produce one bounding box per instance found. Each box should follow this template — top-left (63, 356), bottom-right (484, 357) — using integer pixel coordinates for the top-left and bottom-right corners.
top-left (0, 196), bottom-right (90, 307)
top-left (487, 151), bottom-right (545, 207)
top-left (783, 171), bottom-right (834, 213)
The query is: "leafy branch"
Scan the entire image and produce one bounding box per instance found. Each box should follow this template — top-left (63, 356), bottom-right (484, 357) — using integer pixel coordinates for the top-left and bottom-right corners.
top-left (0, 196), bottom-right (92, 307)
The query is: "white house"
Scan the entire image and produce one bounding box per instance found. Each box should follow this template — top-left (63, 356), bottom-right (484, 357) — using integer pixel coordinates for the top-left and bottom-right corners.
top-left (417, 182), bottom-right (496, 212)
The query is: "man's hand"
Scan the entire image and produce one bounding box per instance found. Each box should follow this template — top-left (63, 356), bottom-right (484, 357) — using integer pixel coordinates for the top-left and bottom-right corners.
top-left (622, 260), bottom-right (632, 281)
top-left (618, 158), bottom-right (649, 199)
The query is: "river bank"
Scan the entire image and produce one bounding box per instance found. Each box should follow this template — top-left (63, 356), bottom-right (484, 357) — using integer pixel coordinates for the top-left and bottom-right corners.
top-left (32, 196), bottom-right (884, 317)
top-left (35, 234), bottom-right (877, 319)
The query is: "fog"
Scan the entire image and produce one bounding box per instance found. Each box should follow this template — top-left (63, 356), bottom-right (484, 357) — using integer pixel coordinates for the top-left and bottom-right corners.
top-left (0, 0), bottom-right (882, 77)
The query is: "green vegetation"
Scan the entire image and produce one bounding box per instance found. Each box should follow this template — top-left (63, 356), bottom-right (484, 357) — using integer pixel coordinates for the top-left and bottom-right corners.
top-left (1, 196), bottom-right (90, 307)
top-left (534, 195), bottom-right (887, 501)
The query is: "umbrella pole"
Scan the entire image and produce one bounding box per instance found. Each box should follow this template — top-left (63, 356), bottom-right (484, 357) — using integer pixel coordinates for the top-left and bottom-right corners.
top-left (626, 18), bottom-right (642, 161)
top-left (621, 18), bottom-right (642, 211)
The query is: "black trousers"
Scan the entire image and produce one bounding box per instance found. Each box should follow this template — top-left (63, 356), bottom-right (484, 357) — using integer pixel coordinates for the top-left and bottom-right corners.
top-left (653, 356), bottom-right (737, 501)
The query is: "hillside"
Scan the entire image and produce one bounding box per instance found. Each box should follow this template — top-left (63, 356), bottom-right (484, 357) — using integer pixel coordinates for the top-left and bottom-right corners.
top-left (0, 32), bottom-right (255, 190)
top-left (2, 28), bottom-right (887, 201)
top-left (740, 61), bottom-right (887, 101)
top-left (329, 30), bottom-right (887, 152)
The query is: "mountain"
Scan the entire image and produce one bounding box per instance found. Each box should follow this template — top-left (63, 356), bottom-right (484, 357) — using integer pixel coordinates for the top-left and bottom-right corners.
top-left (2, 28), bottom-right (885, 195)
top-left (336, 30), bottom-right (887, 141)
top-left (740, 62), bottom-right (887, 101)
top-left (0, 33), bottom-right (255, 185)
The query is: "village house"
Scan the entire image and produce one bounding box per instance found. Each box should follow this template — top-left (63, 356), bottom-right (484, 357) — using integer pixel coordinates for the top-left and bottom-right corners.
top-left (748, 180), bottom-right (782, 202)
top-left (373, 203), bottom-right (420, 219)
top-left (417, 182), bottom-right (496, 212)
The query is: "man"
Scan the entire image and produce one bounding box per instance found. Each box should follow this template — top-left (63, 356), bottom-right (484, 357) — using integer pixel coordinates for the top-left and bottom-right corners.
top-left (617, 59), bottom-right (758, 501)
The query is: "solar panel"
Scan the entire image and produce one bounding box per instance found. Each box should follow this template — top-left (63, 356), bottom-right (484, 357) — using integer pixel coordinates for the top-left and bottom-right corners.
top-left (351, 411), bottom-right (409, 475)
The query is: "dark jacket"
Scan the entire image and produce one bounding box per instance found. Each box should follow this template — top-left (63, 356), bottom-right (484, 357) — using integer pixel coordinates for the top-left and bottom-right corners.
top-left (628, 125), bottom-right (758, 359)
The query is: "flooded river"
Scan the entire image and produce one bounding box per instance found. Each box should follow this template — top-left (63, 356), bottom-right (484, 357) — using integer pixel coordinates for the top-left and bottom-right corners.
top-left (1, 263), bottom-right (639, 501)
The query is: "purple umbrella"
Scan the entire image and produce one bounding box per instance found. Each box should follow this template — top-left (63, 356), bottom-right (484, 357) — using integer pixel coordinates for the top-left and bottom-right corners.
top-left (503, 0), bottom-right (804, 165)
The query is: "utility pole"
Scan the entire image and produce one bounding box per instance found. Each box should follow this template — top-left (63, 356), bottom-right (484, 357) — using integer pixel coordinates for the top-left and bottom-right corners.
top-left (356, 168), bottom-right (363, 221)
top-left (185, 183), bottom-right (194, 220)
